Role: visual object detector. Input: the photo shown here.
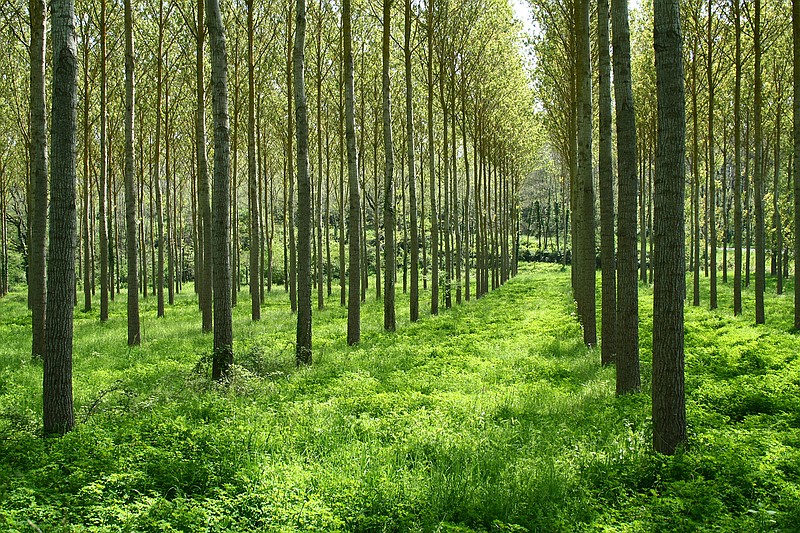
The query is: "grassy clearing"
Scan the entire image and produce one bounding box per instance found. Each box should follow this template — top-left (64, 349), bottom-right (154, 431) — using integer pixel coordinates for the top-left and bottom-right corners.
top-left (1, 264), bottom-right (799, 532)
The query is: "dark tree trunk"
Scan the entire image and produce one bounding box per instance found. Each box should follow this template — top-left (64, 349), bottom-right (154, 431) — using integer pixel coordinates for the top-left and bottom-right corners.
top-left (124, 0), bottom-right (140, 345)
top-left (653, 0), bottom-right (687, 455)
top-left (44, 0), bottom-right (77, 436)
top-left (733, 0), bottom-right (743, 316)
top-left (794, 0), bottom-right (800, 328)
top-left (99, 0), bottom-right (109, 322)
top-left (197, 0), bottom-right (213, 333)
top-left (576, 0), bottom-right (596, 346)
top-left (612, 0), bottom-right (640, 392)
top-left (598, 0), bottom-right (615, 366)
top-left (81, 30), bottom-right (91, 312)
top-left (383, 0), bottom-right (396, 331)
top-left (344, 0), bottom-right (361, 345)
top-left (753, 0), bottom-right (765, 324)
top-left (707, 0), bottom-right (717, 309)
top-left (427, 0), bottom-right (439, 316)
top-left (29, 0), bottom-right (47, 358)
top-left (294, 0), bottom-right (312, 364)
top-left (206, 0), bottom-right (233, 381)
top-left (247, 0), bottom-right (260, 320)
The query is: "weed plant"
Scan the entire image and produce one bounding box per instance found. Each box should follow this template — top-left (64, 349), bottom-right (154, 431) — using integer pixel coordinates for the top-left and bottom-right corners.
top-left (1, 264), bottom-right (799, 531)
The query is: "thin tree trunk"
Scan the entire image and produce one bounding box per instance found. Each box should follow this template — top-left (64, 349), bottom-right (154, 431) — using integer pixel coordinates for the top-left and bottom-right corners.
top-left (753, 0), bottom-right (765, 324)
top-left (197, 0), bottom-right (213, 333)
top-left (247, 0), bottom-right (260, 320)
top-left (427, 0), bottom-right (439, 315)
top-left (82, 31), bottom-right (91, 311)
top-left (708, 0), bottom-right (717, 309)
top-left (124, 0), bottom-right (140, 345)
top-left (383, 0), bottom-right (396, 331)
top-left (344, 0), bottom-right (361, 344)
top-left (99, 0), bottom-right (109, 322)
top-left (733, 0), bottom-right (743, 315)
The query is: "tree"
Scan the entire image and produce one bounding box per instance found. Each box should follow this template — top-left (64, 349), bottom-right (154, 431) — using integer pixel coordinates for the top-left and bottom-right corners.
top-left (733, 0), bottom-right (743, 316)
top-left (99, 0), bottom-right (110, 323)
top-left (294, 0), bottom-right (312, 364)
top-left (753, 0), bottom-right (765, 324)
top-left (29, 0), bottom-right (47, 358)
top-left (405, 0), bottom-right (419, 322)
top-left (124, 0), bottom-right (140, 345)
top-left (598, 0), bottom-right (615, 366)
top-left (197, 0), bottom-right (213, 333)
top-left (247, 0), bottom-right (260, 321)
top-left (652, 0), bottom-right (687, 455)
top-left (344, 0), bottom-right (360, 345)
top-left (44, 0), bottom-right (78, 435)
top-left (794, 0), bottom-right (800, 329)
top-left (575, 0), bottom-right (596, 347)
top-left (427, 0), bottom-right (439, 316)
top-left (382, 0), bottom-right (396, 331)
top-left (206, 0), bottom-right (234, 381)
top-left (612, 0), bottom-right (640, 393)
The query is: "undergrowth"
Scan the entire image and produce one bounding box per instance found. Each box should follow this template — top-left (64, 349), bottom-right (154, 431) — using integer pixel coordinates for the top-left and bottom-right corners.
top-left (1, 264), bottom-right (799, 531)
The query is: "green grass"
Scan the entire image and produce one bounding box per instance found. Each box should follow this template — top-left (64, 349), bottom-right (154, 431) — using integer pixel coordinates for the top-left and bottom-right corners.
top-left (1, 264), bottom-right (799, 531)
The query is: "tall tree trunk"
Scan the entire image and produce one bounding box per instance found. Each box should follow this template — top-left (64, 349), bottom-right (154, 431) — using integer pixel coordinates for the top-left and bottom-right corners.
top-left (598, 0), bottom-right (615, 366)
top-left (753, 0), bottom-right (765, 324)
top-left (155, 1), bottom-right (166, 318)
top-left (383, 0), bottom-right (396, 331)
top-left (794, 0), bottom-right (800, 328)
top-left (287, 5), bottom-right (297, 313)
top-left (733, 0), bottom-right (743, 316)
top-left (576, 0), bottom-right (596, 346)
top-left (692, 49), bottom-right (700, 307)
top-left (44, 0), bottom-right (77, 435)
top-left (206, 0), bottom-right (233, 381)
top-left (708, 0), bottom-right (717, 309)
top-left (612, 0), bottom-right (640, 393)
top-left (82, 32), bottom-right (91, 312)
top-left (427, 0), bottom-right (439, 315)
top-left (294, 0), bottom-right (312, 364)
top-left (247, 0), bottom-right (260, 320)
top-left (774, 102), bottom-right (783, 295)
top-left (344, 0), bottom-right (361, 344)
top-left (99, 0), bottom-right (109, 322)
top-left (124, 0), bottom-right (140, 345)
top-left (652, 0), bottom-right (687, 455)
top-left (316, 4), bottom-right (325, 311)
top-left (29, 0), bottom-right (47, 357)
top-left (197, 0), bottom-right (213, 333)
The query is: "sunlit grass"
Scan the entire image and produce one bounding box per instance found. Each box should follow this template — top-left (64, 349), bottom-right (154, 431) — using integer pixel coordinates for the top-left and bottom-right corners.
top-left (1, 263), bottom-right (799, 531)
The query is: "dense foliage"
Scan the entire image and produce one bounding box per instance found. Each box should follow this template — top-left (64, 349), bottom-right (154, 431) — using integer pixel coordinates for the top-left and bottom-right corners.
top-left (2, 265), bottom-right (799, 531)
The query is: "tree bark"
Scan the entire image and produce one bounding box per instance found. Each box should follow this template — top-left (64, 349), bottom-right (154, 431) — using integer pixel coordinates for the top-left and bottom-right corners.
top-left (598, 0), bottom-right (615, 366)
top-left (753, 0), bottom-right (765, 324)
top-left (294, 0), bottom-right (312, 364)
top-left (197, 0), bottom-right (213, 333)
top-left (247, 0), bottom-right (260, 320)
top-left (383, 0), bottom-right (396, 331)
top-left (794, 0), bottom-right (800, 328)
top-left (576, 0), bottom-right (596, 346)
top-left (612, 0), bottom-right (640, 393)
top-left (733, 0), bottom-right (743, 316)
top-left (206, 0), bottom-right (233, 381)
top-left (653, 0), bottom-right (687, 455)
top-left (124, 0), bottom-right (140, 345)
top-left (44, 0), bottom-right (77, 435)
top-left (344, 0), bottom-right (360, 345)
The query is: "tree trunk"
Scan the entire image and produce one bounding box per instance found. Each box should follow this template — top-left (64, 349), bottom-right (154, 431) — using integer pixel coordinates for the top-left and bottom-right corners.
top-left (247, 0), bottom-right (260, 320)
top-left (652, 0), bottom-right (687, 455)
top-left (708, 0), bottom-right (717, 309)
top-left (753, 0), bottom-right (765, 324)
top-left (794, 0), bottom-right (800, 328)
top-left (197, 0), bottom-right (213, 333)
top-left (598, 0), bottom-right (615, 366)
top-left (206, 0), bottom-right (233, 381)
top-left (294, 0), bottom-right (312, 364)
top-left (124, 0), bottom-right (140, 345)
top-left (576, 0), bottom-right (596, 346)
top-left (29, 0), bottom-right (48, 357)
top-left (82, 32), bottom-right (91, 311)
top-left (383, 0), bottom-right (396, 331)
top-left (427, 0), bottom-right (439, 315)
top-left (344, 0), bottom-right (361, 345)
top-left (733, 0), bottom-right (743, 316)
top-left (44, 0), bottom-right (77, 436)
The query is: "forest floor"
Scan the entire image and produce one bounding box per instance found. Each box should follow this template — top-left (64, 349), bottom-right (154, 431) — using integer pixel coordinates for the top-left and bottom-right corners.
top-left (1, 264), bottom-right (799, 532)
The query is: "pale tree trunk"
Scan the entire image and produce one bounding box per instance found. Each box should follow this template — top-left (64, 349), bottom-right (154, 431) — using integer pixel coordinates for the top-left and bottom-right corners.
top-left (598, 0), bottom-right (615, 366)
top-left (30, 0), bottom-right (47, 358)
top-left (294, 0), bottom-right (312, 364)
top-left (383, 0), bottom-right (396, 331)
top-left (206, 0), bottom-right (233, 381)
top-left (124, 0), bottom-right (140, 345)
top-left (344, 0), bottom-right (361, 345)
top-left (406, 0), bottom-right (420, 317)
top-left (155, 0), bottom-right (165, 318)
top-left (82, 30), bottom-right (91, 311)
top-left (612, 0), bottom-right (640, 393)
top-left (247, 0), bottom-right (260, 320)
top-left (653, 0), bottom-right (687, 455)
top-left (707, 0), bottom-right (717, 309)
top-left (44, 0), bottom-right (77, 436)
